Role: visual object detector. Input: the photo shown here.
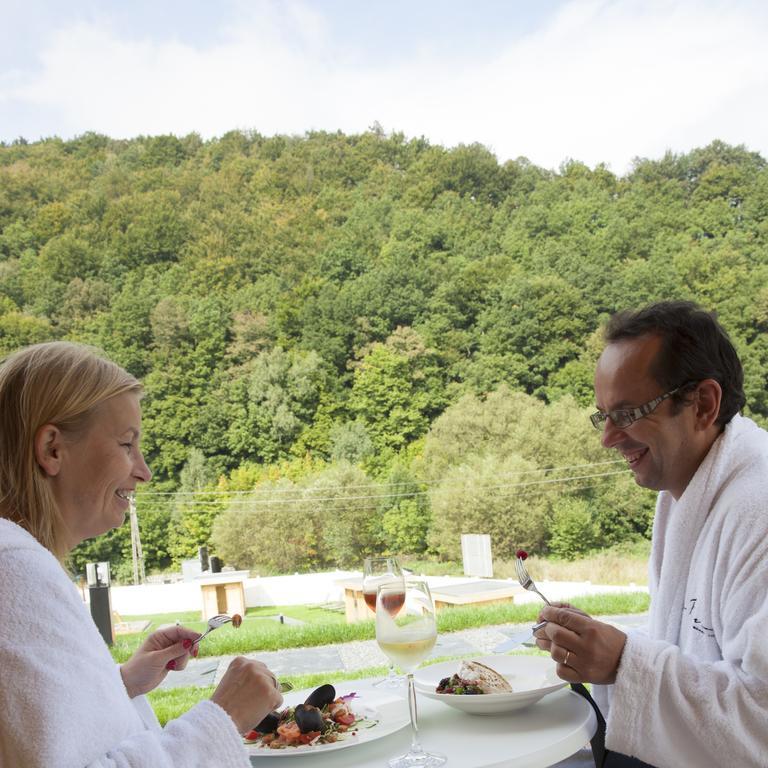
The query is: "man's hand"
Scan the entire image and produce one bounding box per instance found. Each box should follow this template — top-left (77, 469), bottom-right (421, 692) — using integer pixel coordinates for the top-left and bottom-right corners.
top-left (534, 605), bottom-right (627, 684)
top-left (120, 625), bottom-right (201, 698)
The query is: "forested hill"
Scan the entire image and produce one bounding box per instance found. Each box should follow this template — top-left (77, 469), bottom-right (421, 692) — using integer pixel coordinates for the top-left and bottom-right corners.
top-left (1, 132), bottom-right (766, 576)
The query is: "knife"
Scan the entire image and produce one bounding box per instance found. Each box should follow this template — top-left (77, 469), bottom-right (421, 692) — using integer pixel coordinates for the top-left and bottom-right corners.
top-left (493, 620), bottom-right (547, 653)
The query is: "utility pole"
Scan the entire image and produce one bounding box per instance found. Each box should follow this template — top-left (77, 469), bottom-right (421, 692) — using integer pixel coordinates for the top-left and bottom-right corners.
top-left (129, 494), bottom-right (145, 585)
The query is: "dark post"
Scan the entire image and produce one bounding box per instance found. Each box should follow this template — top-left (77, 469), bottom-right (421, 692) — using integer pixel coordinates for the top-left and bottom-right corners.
top-left (198, 545), bottom-right (209, 572)
top-left (86, 562), bottom-right (113, 646)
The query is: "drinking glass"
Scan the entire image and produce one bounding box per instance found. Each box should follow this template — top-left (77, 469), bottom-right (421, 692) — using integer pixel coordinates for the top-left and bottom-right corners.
top-left (376, 579), bottom-right (446, 768)
top-left (363, 556), bottom-right (405, 688)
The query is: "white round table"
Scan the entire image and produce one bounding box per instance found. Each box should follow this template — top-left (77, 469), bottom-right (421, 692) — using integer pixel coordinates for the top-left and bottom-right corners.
top-left (248, 680), bottom-right (597, 768)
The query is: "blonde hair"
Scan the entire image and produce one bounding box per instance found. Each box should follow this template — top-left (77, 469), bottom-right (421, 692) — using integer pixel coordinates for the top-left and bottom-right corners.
top-left (0, 341), bottom-right (142, 560)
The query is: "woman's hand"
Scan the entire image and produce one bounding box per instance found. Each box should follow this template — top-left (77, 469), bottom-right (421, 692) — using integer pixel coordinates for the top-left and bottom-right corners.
top-left (120, 625), bottom-right (201, 698)
top-left (211, 657), bottom-right (284, 734)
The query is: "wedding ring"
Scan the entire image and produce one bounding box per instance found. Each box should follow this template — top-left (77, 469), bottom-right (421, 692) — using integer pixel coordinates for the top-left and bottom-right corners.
top-left (563, 650), bottom-right (571, 667)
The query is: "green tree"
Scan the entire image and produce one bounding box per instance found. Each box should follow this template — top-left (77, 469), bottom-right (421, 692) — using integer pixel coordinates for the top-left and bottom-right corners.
top-left (166, 449), bottom-right (222, 564)
top-left (349, 327), bottom-right (447, 456)
top-left (547, 497), bottom-right (599, 559)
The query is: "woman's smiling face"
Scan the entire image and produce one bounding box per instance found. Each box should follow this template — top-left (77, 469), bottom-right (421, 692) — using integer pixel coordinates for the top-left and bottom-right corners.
top-left (50, 392), bottom-right (152, 548)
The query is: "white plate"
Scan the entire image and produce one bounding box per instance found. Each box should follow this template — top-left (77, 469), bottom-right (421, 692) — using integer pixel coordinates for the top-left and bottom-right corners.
top-left (413, 655), bottom-right (567, 714)
top-left (247, 688), bottom-right (409, 758)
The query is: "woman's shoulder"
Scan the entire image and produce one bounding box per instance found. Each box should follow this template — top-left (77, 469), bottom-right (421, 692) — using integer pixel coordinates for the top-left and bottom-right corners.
top-left (0, 518), bottom-right (60, 568)
top-left (0, 519), bottom-right (77, 610)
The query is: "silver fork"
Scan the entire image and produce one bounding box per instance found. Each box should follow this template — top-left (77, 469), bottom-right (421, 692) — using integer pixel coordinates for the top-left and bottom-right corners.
top-left (189, 613), bottom-right (295, 692)
top-left (515, 557), bottom-right (551, 605)
top-left (192, 613), bottom-right (232, 646)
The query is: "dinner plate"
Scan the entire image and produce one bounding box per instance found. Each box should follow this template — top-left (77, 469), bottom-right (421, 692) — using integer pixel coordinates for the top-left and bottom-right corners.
top-left (413, 655), bottom-right (567, 715)
top-left (247, 687), bottom-right (409, 758)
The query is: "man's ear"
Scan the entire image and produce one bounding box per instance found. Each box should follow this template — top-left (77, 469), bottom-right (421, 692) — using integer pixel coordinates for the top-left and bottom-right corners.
top-left (694, 379), bottom-right (722, 430)
top-left (34, 424), bottom-right (63, 477)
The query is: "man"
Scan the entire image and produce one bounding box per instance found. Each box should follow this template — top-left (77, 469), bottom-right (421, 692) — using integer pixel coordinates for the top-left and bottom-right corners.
top-left (536, 301), bottom-right (768, 768)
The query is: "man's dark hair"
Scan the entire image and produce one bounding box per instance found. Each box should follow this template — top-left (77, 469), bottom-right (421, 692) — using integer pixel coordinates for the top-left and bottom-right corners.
top-left (605, 301), bottom-right (745, 426)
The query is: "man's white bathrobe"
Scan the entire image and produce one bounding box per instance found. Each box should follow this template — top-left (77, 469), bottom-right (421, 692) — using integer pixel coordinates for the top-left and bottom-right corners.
top-left (595, 414), bottom-right (768, 768)
top-left (0, 519), bottom-right (251, 768)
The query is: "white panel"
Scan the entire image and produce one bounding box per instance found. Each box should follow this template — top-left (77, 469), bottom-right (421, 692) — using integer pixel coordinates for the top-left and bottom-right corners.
top-left (461, 533), bottom-right (493, 577)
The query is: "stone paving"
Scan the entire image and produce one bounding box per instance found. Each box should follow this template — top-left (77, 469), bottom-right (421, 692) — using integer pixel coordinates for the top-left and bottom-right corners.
top-left (159, 612), bottom-right (648, 691)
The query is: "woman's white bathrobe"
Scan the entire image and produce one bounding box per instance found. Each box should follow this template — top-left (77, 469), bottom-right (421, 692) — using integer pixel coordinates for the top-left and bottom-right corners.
top-left (0, 519), bottom-right (251, 768)
top-left (595, 415), bottom-right (768, 768)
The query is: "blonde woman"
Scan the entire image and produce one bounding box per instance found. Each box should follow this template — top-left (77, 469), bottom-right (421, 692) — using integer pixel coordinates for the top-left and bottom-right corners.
top-left (0, 341), bottom-right (282, 767)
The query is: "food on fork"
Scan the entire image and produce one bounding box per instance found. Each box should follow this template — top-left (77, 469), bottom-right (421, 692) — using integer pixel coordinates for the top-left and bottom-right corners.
top-left (516, 549), bottom-right (528, 560)
top-left (436, 660), bottom-right (514, 695)
top-left (231, 613), bottom-right (242, 628)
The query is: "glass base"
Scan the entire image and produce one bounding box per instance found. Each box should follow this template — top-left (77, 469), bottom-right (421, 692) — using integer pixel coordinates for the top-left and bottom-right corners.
top-left (388, 751), bottom-right (447, 768)
top-left (372, 673), bottom-right (404, 688)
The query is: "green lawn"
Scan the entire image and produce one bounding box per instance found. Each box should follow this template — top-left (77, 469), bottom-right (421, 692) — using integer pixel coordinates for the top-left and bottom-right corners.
top-left (147, 648), bottom-right (555, 726)
top-left (402, 540), bottom-right (651, 586)
top-left (141, 592), bottom-right (649, 725)
top-left (112, 605), bottom-right (346, 663)
top-left (148, 667), bottom-right (391, 725)
top-left (112, 591), bottom-right (649, 664)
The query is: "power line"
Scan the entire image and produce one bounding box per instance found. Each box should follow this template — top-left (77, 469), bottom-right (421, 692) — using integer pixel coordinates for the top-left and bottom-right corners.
top-left (135, 478), bottom-right (621, 519)
top-left (134, 468), bottom-right (631, 508)
top-left (136, 458), bottom-right (627, 498)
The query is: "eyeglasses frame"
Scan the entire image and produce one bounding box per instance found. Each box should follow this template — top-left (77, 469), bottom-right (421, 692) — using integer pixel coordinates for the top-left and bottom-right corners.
top-left (590, 384), bottom-right (693, 431)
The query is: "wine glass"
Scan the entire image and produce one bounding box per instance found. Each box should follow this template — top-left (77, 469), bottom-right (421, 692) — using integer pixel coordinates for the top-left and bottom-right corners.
top-left (376, 579), bottom-right (446, 768)
top-left (363, 556), bottom-right (405, 688)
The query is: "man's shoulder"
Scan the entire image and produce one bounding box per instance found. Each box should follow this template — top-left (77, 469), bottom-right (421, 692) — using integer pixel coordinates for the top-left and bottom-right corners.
top-left (723, 415), bottom-right (768, 472)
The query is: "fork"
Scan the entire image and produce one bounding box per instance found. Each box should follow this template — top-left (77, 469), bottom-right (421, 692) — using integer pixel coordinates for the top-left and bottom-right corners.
top-left (515, 557), bottom-right (551, 605)
top-left (192, 613), bottom-right (233, 646)
top-left (190, 613), bottom-right (295, 692)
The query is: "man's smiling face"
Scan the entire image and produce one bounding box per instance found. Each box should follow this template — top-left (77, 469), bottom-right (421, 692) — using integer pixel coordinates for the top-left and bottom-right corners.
top-left (594, 333), bottom-right (699, 499)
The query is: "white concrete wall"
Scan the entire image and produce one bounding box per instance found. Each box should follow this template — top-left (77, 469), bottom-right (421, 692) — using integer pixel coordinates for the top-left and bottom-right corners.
top-left (109, 570), bottom-right (359, 615)
top-left (107, 570), bottom-right (647, 617)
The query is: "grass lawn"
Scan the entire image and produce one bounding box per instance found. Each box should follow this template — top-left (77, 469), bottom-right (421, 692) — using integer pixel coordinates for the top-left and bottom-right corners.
top-left (136, 551), bottom-right (651, 723)
top-left (147, 649), bottom-right (552, 726)
top-left (402, 540), bottom-right (651, 586)
top-left (111, 590), bottom-right (649, 663)
top-left (111, 605), bottom-right (346, 663)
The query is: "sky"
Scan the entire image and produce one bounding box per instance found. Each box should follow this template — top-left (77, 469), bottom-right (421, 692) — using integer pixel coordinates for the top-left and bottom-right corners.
top-left (1, 0), bottom-right (767, 174)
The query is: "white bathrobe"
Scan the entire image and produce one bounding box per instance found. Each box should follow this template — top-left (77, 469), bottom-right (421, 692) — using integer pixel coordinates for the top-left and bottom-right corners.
top-left (0, 519), bottom-right (250, 768)
top-left (595, 414), bottom-right (768, 767)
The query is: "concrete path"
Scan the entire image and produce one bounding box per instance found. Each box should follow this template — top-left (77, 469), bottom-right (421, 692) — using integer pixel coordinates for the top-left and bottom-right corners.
top-left (159, 612), bottom-right (647, 690)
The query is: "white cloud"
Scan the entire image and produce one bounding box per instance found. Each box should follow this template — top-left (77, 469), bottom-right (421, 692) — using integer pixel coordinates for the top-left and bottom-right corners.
top-left (3, 0), bottom-right (767, 173)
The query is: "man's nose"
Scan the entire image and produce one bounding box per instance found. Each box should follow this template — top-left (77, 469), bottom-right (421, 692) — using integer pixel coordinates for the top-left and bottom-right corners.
top-left (601, 418), bottom-right (625, 449)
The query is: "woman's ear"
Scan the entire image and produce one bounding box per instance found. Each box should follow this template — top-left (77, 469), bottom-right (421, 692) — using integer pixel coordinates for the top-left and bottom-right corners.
top-left (34, 424), bottom-right (63, 477)
top-left (694, 379), bottom-right (722, 430)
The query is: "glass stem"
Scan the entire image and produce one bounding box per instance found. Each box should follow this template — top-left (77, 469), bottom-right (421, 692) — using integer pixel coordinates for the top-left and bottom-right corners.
top-left (406, 673), bottom-right (425, 755)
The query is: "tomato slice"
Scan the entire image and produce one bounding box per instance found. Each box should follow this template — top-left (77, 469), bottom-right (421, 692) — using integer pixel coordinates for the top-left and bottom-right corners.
top-left (335, 712), bottom-right (356, 726)
top-left (243, 730), bottom-right (261, 742)
top-left (298, 731), bottom-right (321, 744)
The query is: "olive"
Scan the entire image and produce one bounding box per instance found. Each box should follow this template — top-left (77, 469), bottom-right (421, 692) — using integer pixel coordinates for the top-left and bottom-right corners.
top-left (304, 683), bottom-right (335, 709)
top-left (294, 704), bottom-right (326, 734)
top-left (253, 711), bottom-right (280, 733)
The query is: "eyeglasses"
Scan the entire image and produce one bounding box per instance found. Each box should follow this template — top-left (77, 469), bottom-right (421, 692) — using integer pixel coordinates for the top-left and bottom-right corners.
top-left (590, 386), bottom-right (683, 431)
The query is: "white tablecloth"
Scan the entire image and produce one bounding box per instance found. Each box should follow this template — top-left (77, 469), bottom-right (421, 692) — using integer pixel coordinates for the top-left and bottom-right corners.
top-left (248, 680), bottom-right (597, 768)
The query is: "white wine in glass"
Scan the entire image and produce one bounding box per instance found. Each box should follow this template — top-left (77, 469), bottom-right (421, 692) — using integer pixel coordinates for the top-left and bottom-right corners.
top-left (363, 557), bottom-right (405, 688)
top-left (376, 579), bottom-right (446, 768)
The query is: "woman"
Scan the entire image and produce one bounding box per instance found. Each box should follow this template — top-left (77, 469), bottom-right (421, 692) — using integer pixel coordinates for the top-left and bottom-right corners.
top-left (0, 341), bottom-right (283, 767)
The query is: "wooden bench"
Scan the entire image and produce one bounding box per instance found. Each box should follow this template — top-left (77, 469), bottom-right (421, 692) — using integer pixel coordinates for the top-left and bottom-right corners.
top-left (430, 580), bottom-right (523, 609)
top-left (335, 578), bottom-right (524, 622)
